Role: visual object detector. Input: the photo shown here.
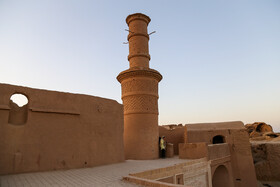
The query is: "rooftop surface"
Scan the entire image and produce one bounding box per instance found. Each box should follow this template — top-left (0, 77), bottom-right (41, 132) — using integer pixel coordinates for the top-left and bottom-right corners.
top-left (0, 157), bottom-right (188, 187)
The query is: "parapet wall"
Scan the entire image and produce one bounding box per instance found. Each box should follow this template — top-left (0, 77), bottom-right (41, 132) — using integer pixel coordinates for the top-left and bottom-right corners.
top-left (208, 143), bottom-right (230, 160)
top-left (0, 83), bottom-right (124, 174)
top-left (126, 158), bottom-right (210, 187)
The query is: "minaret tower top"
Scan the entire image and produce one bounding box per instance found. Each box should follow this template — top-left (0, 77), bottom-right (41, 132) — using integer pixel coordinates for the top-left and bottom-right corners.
top-left (117, 13), bottom-right (162, 83)
top-left (126, 13), bottom-right (151, 69)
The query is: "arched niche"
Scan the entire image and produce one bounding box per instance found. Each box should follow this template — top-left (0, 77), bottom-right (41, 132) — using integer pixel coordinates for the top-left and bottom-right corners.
top-left (8, 93), bottom-right (29, 125)
top-left (212, 165), bottom-right (230, 187)
top-left (212, 135), bottom-right (225, 144)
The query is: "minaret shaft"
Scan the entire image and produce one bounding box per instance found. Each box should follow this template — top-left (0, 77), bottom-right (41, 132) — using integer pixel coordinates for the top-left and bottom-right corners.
top-left (117, 13), bottom-right (162, 160)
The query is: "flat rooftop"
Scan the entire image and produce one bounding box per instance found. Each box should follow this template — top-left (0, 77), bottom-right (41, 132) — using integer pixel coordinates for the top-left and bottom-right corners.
top-left (0, 156), bottom-right (189, 187)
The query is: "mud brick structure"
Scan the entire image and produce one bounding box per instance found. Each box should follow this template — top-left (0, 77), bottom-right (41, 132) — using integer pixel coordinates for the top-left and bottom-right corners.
top-left (0, 83), bottom-right (124, 174)
top-left (159, 121), bottom-right (258, 187)
top-left (117, 13), bottom-right (162, 159)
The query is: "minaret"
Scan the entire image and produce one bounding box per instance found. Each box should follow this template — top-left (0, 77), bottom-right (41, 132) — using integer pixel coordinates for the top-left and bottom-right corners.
top-left (117, 13), bottom-right (162, 159)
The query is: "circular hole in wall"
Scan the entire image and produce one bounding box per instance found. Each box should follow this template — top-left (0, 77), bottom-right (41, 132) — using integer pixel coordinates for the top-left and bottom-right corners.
top-left (10, 94), bottom-right (28, 107)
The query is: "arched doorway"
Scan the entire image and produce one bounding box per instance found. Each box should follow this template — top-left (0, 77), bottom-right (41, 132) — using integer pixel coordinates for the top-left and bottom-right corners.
top-left (212, 135), bottom-right (225, 144)
top-left (212, 165), bottom-right (230, 187)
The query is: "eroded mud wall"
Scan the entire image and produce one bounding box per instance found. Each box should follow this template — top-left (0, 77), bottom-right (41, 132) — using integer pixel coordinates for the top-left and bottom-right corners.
top-left (0, 83), bottom-right (124, 174)
top-left (251, 142), bottom-right (280, 181)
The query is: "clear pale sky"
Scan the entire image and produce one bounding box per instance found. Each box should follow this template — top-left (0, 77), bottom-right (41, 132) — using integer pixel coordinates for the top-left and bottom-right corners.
top-left (1, 1), bottom-right (279, 131)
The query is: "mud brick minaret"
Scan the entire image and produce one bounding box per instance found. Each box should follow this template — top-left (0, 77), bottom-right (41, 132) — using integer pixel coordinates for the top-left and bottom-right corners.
top-left (117, 13), bottom-right (162, 159)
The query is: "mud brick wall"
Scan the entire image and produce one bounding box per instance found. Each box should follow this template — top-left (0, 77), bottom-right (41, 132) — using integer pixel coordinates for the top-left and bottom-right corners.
top-left (0, 83), bottom-right (124, 174)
